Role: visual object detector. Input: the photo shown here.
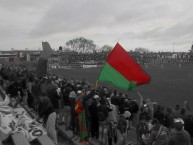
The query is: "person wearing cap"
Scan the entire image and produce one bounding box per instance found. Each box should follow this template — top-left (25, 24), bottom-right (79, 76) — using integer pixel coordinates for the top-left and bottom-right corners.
top-left (167, 118), bottom-right (191, 145)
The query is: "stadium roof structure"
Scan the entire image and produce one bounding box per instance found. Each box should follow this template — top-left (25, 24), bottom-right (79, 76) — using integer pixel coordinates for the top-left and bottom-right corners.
top-left (0, 54), bottom-right (16, 57)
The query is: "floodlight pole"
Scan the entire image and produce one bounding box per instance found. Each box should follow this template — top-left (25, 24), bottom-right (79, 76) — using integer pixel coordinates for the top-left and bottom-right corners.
top-left (173, 43), bottom-right (175, 53)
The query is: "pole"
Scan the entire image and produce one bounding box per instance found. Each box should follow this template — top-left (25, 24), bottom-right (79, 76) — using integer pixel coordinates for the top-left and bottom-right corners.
top-left (95, 80), bottom-right (99, 89)
top-left (136, 90), bottom-right (143, 108)
top-left (173, 43), bottom-right (174, 53)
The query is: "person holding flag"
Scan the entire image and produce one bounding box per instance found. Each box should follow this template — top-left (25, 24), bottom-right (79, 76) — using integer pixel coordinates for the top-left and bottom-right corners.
top-left (97, 42), bottom-right (151, 115)
top-left (97, 43), bottom-right (151, 145)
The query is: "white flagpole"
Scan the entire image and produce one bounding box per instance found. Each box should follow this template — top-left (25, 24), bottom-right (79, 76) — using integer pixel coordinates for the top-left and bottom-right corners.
top-left (137, 90), bottom-right (143, 108)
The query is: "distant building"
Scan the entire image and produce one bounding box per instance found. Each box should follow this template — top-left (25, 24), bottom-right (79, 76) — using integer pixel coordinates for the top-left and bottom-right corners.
top-left (0, 49), bottom-right (191, 64)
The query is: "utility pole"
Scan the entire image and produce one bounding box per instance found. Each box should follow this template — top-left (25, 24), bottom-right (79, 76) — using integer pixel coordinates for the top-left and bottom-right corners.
top-left (173, 43), bottom-right (175, 53)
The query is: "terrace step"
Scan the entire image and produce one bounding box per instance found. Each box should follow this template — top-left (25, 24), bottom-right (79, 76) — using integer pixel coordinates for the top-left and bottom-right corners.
top-left (36, 135), bottom-right (55, 145)
top-left (11, 133), bottom-right (30, 145)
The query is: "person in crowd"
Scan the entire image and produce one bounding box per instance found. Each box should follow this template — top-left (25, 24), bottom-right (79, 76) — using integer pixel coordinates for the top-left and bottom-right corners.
top-left (6, 79), bottom-right (24, 101)
top-left (116, 111), bottom-right (131, 145)
top-left (75, 88), bottom-right (95, 144)
top-left (136, 116), bottom-right (150, 145)
top-left (2, 64), bottom-right (193, 145)
top-left (167, 118), bottom-right (191, 145)
top-left (128, 99), bottom-right (139, 127)
top-left (140, 102), bottom-right (151, 123)
top-left (183, 101), bottom-right (190, 112)
top-left (162, 107), bottom-right (173, 128)
top-left (82, 89), bottom-right (92, 137)
top-left (180, 108), bottom-right (187, 121)
top-left (149, 118), bottom-right (169, 145)
top-left (40, 77), bottom-right (49, 96)
top-left (46, 79), bottom-right (61, 110)
top-left (62, 82), bottom-right (72, 107)
top-left (98, 88), bottom-right (112, 121)
top-left (106, 97), bottom-right (118, 124)
top-left (154, 105), bottom-right (164, 124)
top-left (39, 97), bottom-right (58, 145)
top-left (165, 107), bottom-right (174, 129)
top-left (146, 99), bottom-right (154, 119)
top-left (106, 97), bottom-right (118, 145)
top-left (69, 87), bottom-right (78, 137)
top-left (173, 104), bottom-right (181, 119)
top-left (31, 77), bottom-right (41, 112)
top-left (117, 93), bottom-right (126, 114)
top-left (110, 89), bottom-right (119, 106)
top-left (89, 94), bottom-right (100, 140)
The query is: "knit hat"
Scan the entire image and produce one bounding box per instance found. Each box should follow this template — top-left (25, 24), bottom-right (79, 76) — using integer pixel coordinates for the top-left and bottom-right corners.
top-left (174, 118), bottom-right (184, 131)
top-left (77, 90), bottom-right (82, 94)
top-left (94, 95), bottom-right (99, 99)
top-left (69, 91), bottom-right (76, 98)
top-left (123, 111), bottom-right (131, 118)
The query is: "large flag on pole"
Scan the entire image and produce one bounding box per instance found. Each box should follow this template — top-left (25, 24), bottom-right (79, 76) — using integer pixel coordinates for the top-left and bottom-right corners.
top-left (98, 43), bottom-right (151, 91)
top-left (36, 42), bottom-right (53, 77)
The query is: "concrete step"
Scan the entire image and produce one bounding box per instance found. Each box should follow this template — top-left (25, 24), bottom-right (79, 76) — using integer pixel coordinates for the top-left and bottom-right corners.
top-left (11, 133), bottom-right (30, 145)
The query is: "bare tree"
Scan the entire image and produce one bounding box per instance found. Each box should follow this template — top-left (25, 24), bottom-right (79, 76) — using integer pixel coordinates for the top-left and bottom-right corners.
top-left (134, 47), bottom-right (150, 54)
top-left (100, 45), bottom-right (113, 52)
top-left (66, 37), bottom-right (96, 53)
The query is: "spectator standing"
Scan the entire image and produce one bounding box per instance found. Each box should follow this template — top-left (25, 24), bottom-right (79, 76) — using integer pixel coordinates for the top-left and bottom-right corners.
top-left (146, 99), bottom-right (154, 119)
top-left (39, 97), bottom-right (58, 145)
top-left (167, 118), bottom-right (191, 145)
top-left (89, 95), bottom-right (100, 140)
top-left (69, 89), bottom-right (78, 136)
top-left (75, 89), bottom-right (89, 144)
top-left (136, 116), bottom-right (150, 145)
top-left (116, 111), bottom-right (131, 145)
top-left (149, 119), bottom-right (169, 145)
top-left (173, 104), bottom-right (181, 119)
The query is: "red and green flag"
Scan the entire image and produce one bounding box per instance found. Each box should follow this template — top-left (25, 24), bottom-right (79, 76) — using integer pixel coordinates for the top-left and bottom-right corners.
top-left (98, 43), bottom-right (151, 91)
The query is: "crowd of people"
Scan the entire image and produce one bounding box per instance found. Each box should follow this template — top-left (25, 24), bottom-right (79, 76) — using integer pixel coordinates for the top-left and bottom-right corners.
top-left (0, 64), bottom-right (193, 145)
top-left (58, 51), bottom-right (192, 66)
top-left (59, 51), bottom-right (109, 64)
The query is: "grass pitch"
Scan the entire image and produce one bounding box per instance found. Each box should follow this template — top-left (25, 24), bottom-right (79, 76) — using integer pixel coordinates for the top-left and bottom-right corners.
top-left (50, 62), bottom-right (193, 109)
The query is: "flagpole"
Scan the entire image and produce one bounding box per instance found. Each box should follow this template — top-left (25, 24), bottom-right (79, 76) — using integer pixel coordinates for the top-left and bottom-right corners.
top-left (136, 90), bottom-right (143, 108)
top-left (95, 80), bottom-right (99, 89)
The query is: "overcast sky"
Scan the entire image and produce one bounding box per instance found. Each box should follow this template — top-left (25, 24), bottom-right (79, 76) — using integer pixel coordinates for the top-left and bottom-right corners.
top-left (0, 0), bottom-right (193, 52)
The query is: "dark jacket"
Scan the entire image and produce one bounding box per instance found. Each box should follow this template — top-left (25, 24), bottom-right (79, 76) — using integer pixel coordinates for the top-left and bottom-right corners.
top-left (150, 125), bottom-right (169, 145)
top-left (167, 130), bottom-right (191, 145)
top-left (117, 115), bottom-right (127, 134)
